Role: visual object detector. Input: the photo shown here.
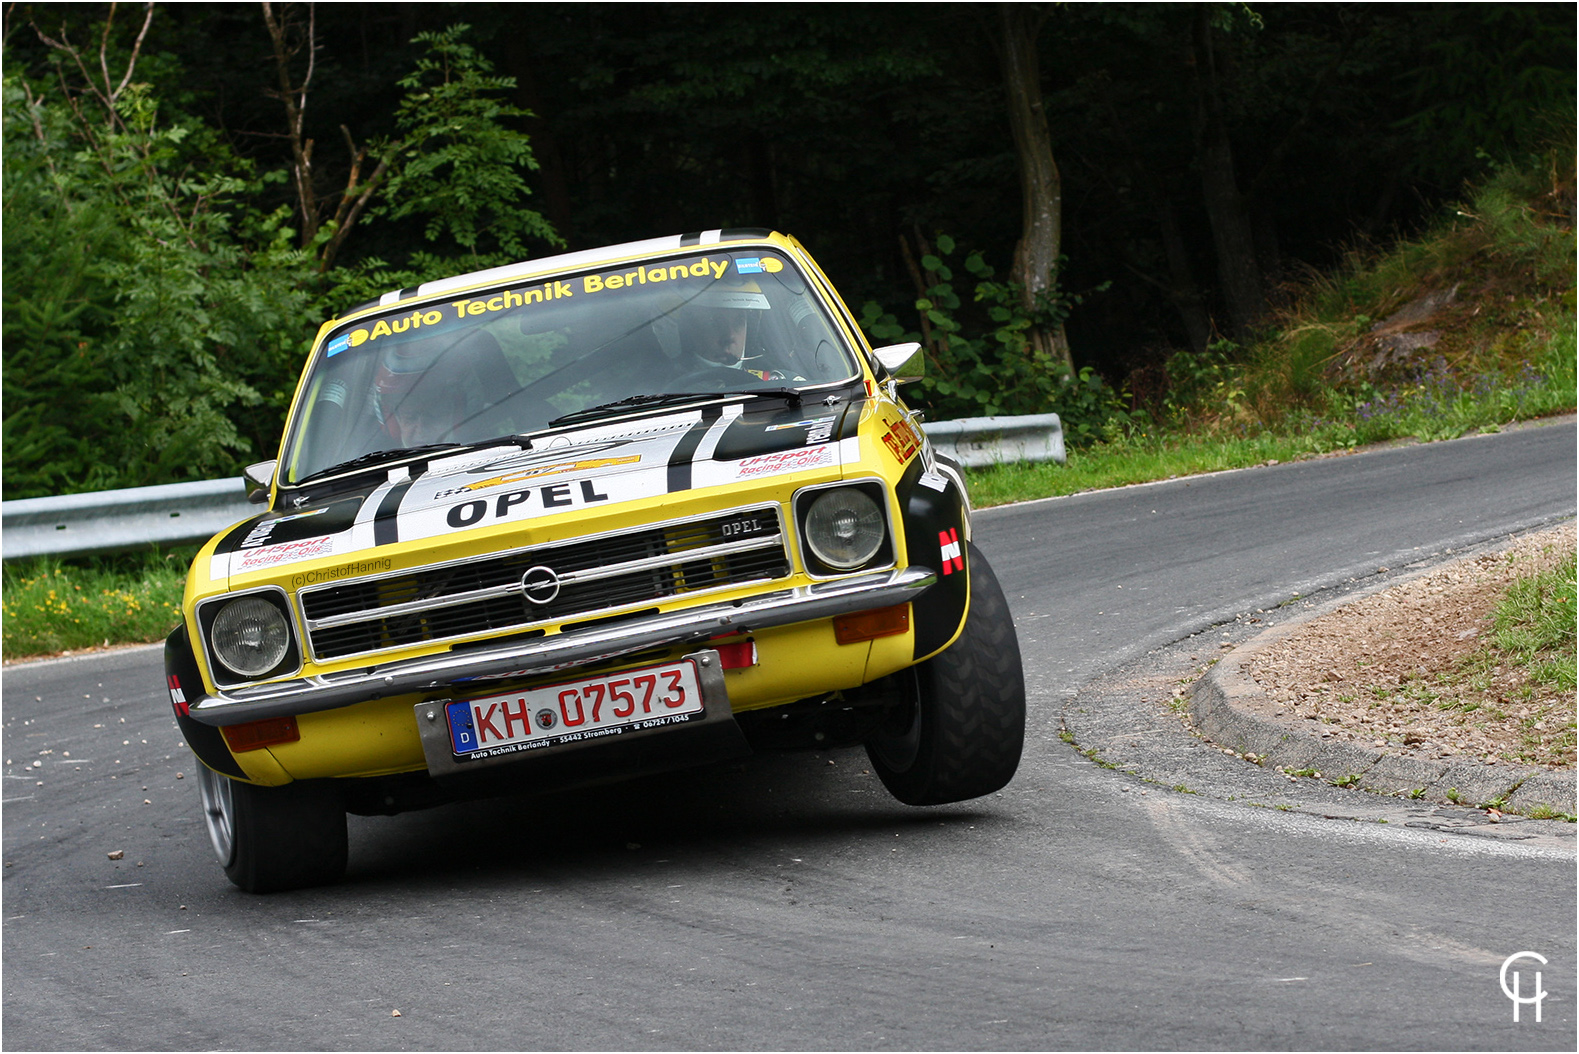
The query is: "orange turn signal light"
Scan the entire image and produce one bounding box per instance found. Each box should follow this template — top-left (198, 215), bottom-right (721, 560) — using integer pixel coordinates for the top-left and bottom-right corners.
top-left (833, 604), bottom-right (911, 645)
top-left (221, 716), bottom-right (301, 753)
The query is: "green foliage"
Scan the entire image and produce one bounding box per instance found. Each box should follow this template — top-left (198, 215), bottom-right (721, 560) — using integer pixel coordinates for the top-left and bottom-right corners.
top-left (1398, 5), bottom-right (1575, 183)
top-left (2, 77), bottom-right (119, 494)
top-left (2, 20), bottom-right (557, 498)
top-left (1468, 160), bottom-right (1577, 287)
top-left (960, 156), bottom-right (1577, 510)
top-left (1154, 146), bottom-right (1577, 451)
top-left (1162, 341), bottom-right (1241, 421)
top-left (859, 236), bottom-right (1127, 442)
top-left (377, 24), bottom-right (557, 262)
top-left (1, 60), bottom-right (311, 494)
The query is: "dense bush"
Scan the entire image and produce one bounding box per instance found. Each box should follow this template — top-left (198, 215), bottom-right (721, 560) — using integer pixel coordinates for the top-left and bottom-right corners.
top-left (858, 235), bottom-right (1131, 444)
top-left (1, 21), bottom-right (553, 499)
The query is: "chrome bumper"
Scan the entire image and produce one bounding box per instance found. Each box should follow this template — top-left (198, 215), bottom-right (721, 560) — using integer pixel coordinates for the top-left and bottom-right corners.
top-left (186, 566), bottom-right (936, 726)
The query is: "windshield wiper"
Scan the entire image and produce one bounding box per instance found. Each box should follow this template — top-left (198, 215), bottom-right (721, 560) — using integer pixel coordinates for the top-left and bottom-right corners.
top-left (707, 387), bottom-right (804, 406)
top-left (292, 442), bottom-right (490, 487)
top-left (548, 388), bottom-right (803, 428)
top-left (548, 392), bottom-right (713, 427)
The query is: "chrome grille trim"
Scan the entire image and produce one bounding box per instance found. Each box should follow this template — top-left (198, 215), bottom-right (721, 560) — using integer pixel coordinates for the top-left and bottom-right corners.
top-left (297, 504), bottom-right (788, 662)
top-left (302, 533), bottom-right (784, 632)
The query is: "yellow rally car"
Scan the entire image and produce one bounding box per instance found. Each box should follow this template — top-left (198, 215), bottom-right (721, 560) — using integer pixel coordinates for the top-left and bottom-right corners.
top-left (164, 230), bottom-right (1025, 892)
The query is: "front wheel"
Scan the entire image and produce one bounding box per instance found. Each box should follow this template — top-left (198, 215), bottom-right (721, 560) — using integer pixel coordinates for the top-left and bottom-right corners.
top-left (198, 766), bottom-right (348, 893)
top-left (867, 542), bottom-right (1026, 805)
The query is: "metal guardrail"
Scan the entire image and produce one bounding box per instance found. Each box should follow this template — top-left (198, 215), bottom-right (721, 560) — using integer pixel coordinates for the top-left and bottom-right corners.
top-left (0, 414), bottom-right (1063, 560)
top-left (1, 478), bottom-right (256, 561)
top-left (924, 413), bottom-right (1066, 469)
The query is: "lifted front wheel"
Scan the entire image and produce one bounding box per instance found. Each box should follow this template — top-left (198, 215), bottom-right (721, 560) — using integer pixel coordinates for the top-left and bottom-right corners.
top-left (867, 543), bottom-right (1026, 805)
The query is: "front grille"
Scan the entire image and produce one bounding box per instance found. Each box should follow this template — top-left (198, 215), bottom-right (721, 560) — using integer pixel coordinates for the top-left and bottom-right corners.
top-left (299, 506), bottom-right (790, 661)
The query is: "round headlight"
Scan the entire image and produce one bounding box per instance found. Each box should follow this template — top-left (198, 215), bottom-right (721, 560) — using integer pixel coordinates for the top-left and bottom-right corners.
top-left (210, 596), bottom-right (291, 677)
top-left (804, 488), bottom-right (886, 570)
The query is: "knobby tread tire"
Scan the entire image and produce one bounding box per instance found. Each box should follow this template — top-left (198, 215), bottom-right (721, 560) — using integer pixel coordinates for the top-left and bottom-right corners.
top-left (867, 542), bottom-right (1026, 805)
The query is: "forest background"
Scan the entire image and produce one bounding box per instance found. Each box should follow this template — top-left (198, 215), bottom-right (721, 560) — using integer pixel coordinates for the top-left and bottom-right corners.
top-left (2, 1), bottom-right (1574, 501)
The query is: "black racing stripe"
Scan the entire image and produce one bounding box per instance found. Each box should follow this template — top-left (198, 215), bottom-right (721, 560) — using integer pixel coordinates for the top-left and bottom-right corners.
top-left (679, 232), bottom-right (701, 246)
top-left (213, 513), bottom-right (268, 556)
top-left (373, 480), bottom-right (415, 545)
top-left (667, 407), bottom-right (722, 492)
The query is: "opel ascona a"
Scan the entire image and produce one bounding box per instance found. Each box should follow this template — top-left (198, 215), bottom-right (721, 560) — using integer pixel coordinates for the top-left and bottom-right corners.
top-left (165, 229), bottom-right (1026, 891)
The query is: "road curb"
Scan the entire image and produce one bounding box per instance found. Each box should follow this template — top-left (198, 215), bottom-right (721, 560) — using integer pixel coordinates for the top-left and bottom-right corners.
top-left (1189, 570), bottom-right (1577, 818)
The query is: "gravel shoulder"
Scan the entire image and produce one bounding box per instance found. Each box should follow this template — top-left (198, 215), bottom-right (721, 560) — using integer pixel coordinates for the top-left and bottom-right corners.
top-left (1185, 524), bottom-right (1577, 821)
top-left (1059, 522), bottom-right (1576, 850)
top-left (1234, 523), bottom-right (1575, 771)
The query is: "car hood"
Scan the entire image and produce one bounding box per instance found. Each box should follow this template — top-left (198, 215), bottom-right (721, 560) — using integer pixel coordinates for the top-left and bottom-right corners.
top-left (207, 400), bottom-right (859, 584)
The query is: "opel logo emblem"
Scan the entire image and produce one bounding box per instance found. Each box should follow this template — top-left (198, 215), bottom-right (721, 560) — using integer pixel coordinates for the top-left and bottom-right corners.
top-left (520, 565), bottom-right (561, 605)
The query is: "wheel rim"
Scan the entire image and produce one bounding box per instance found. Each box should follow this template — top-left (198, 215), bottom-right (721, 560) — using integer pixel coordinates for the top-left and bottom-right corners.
top-left (197, 766), bottom-right (236, 866)
top-left (869, 672), bottom-right (923, 772)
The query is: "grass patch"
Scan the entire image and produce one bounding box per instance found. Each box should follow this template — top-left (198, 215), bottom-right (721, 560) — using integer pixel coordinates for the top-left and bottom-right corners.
top-left (1434, 545), bottom-right (1579, 766)
top-left (964, 430), bottom-right (1313, 507)
top-left (1490, 551), bottom-right (1577, 693)
top-left (2, 550), bottom-right (191, 660)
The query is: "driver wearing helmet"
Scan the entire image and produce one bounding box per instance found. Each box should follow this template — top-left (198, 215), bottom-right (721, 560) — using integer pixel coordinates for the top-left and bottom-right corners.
top-left (680, 306), bottom-right (751, 369)
top-left (372, 334), bottom-right (464, 446)
top-left (677, 284), bottom-right (800, 381)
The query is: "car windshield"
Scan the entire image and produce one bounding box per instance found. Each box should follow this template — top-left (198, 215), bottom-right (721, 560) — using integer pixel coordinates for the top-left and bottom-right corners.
top-left (277, 249), bottom-right (860, 485)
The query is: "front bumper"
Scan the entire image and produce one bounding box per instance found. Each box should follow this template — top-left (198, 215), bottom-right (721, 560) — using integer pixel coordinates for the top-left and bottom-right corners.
top-left (186, 566), bottom-right (936, 726)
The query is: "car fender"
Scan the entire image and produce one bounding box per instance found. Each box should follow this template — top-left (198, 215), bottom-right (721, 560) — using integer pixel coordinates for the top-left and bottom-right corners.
top-left (894, 455), bottom-right (971, 662)
top-left (164, 625), bottom-right (246, 779)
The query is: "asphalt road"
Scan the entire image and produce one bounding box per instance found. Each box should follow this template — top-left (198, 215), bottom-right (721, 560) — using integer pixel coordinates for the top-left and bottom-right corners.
top-left (4, 420), bottom-right (1575, 1051)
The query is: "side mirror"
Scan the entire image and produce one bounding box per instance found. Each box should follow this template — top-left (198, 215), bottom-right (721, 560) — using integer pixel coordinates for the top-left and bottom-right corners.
top-left (243, 460), bottom-right (277, 505)
top-left (871, 342), bottom-right (925, 384)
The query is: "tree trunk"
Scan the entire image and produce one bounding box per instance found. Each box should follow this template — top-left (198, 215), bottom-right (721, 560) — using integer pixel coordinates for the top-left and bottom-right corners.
top-left (260, 1), bottom-right (321, 247)
top-left (1191, 8), bottom-right (1265, 340)
top-left (996, 3), bottom-right (1073, 373)
top-left (1155, 198), bottom-right (1214, 352)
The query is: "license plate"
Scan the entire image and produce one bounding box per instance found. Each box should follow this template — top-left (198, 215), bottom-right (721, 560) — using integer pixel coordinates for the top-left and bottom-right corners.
top-left (444, 659), bottom-right (705, 761)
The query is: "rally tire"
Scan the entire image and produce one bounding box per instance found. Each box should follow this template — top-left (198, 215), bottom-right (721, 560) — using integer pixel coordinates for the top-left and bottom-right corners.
top-left (866, 543), bottom-right (1025, 805)
top-left (199, 767), bottom-right (348, 893)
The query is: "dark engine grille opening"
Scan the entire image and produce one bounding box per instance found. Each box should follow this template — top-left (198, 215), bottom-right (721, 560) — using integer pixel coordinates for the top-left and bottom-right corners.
top-left (301, 509), bottom-right (788, 660)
